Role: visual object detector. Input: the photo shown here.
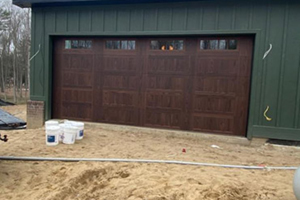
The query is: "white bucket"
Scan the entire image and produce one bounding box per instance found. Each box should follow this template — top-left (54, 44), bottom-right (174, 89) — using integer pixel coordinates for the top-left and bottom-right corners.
top-left (294, 167), bottom-right (300, 200)
top-left (72, 122), bottom-right (84, 140)
top-left (58, 124), bottom-right (65, 142)
top-left (45, 120), bottom-right (59, 129)
top-left (63, 125), bottom-right (77, 144)
top-left (45, 126), bottom-right (60, 146)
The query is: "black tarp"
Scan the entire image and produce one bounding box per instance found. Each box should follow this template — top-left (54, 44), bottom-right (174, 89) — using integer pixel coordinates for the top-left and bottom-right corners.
top-left (0, 99), bottom-right (15, 106)
top-left (0, 108), bottom-right (26, 130)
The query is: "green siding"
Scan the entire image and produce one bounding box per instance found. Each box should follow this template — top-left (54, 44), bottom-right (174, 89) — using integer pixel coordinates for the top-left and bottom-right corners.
top-left (30, 0), bottom-right (300, 141)
top-left (91, 10), bottom-right (104, 31)
top-left (67, 11), bottom-right (79, 32)
top-left (129, 10), bottom-right (143, 31)
top-left (117, 10), bottom-right (130, 31)
top-left (104, 10), bottom-right (117, 31)
top-left (186, 7), bottom-right (200, 30)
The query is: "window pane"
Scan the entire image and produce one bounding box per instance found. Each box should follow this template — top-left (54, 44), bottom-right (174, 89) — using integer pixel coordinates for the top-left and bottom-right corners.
top-left (65, 40), bottom-right (71, 49)
top-left (78, 40), bottom-right (86, 48)
top-left (112, 41), bottom-right (120, 49)
top-left (151, 40), bottom-right (183, 50)
top-left (219, 40), bottom-right (227, 50)
top-left (209, 40), bottom-right (218, 49)
top-left (71, 40), bottom-right (78, 48)
top-left (86, 40), bottom-right (92, 48)
top-left (200, 40), bottom-right (209, 49)
top-left (174, 40), bottom-right (184, 50)
top-left (121, 41), bottom-right (128, 49)
top-left (106, 41), bottom-right (113, 49)
top-left (128, 41), bottom-right (135, 50)
top-left (150, 41), bottom-right (159, 50)
top-left (228, 40), bottom-right (237, 50)
top-left (160, 41), bottom-right (167, 50)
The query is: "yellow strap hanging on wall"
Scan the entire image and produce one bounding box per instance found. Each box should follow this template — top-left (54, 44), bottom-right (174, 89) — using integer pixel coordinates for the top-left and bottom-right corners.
top-left (264, 106), bottom-right (272, 121)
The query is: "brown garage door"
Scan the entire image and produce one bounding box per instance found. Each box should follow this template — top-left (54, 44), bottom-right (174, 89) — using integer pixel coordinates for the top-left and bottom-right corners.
top-left (53, 36), bottom-right (253, 136)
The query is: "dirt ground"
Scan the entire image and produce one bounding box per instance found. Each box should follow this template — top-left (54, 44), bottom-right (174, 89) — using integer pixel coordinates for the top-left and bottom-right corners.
top-left (0, 105), bottom-right (300, 200)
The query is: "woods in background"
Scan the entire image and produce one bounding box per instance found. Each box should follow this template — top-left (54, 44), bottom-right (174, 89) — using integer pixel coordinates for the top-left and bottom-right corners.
top-left (0, 0), bottom-right (31, 103)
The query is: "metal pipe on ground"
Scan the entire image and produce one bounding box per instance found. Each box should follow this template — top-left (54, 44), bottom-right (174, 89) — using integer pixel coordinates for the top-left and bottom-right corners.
top-left (0, 156), bottom-right (297, 170)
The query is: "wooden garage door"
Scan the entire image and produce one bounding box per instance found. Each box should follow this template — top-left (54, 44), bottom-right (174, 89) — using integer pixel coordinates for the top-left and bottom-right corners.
top-left (52, 36), bottom-right (253, 136)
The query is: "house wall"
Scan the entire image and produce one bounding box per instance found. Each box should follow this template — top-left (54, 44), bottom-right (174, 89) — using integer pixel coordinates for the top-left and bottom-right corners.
top-left (29, 0), bottom-right (300, 140)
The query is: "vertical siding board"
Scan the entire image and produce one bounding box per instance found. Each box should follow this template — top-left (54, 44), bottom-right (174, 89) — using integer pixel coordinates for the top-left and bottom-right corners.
top-left (186, 7), bottom-right (199, 30)
top-left (215, 5), bottom-right (219, 29)
top-left (91, 10), bottom-right (104, 32)
top-left (45, 12), bottom-right (56, 34)
top-left (157, 8), bottom-right (172, 31)
top-left (259, 3), bottom-right (271, 125)
top-left (80, 10), bottom-right (91, 32)
top-left (55, 11), bottom-right (67, 32)
top-left (104, 10), bottom-right (117, 31)
top-left (276, 4), bottom-right (290, 127)
top-left (217, 4), bottom-right (233, 30)
top-left (248, 3), bottom-right (254, 29)
top-left (231, 5), bottom-right (236, 29)
top-left (33, 11), bottom-right (45, 96)
top-left (30, 10), bottom-right (36, 96)
top-left (130, 9), bottom-right (143, 31)
top-left (202, 4), bottom-right (217, 30)
top-left (296, 51), bottom-right (300, 128)
top-left (262, 4), bottom-right (285, 127)
top-left (117, 10), bottom-right (130, 32)
top-left (143, 9), bottom-right (157, 31)
top-left (235, 3), bottom-right (250, 30)
top-left (250, 3), bottom-right (268, 125)
top-left (172, 8), bottom-right (186, 31)
top-left (67, 10), bottom-right (79, 32)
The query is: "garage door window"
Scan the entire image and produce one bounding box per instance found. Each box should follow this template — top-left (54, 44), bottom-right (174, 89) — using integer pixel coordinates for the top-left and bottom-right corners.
top-left (65, 40), bottom-right (92, 49)
top-left (105, 40), bottom-right (136, 50)
top-left (150, 40), bottom-right (184, 51)
top-left (200, 39), bottom-right (237, 50)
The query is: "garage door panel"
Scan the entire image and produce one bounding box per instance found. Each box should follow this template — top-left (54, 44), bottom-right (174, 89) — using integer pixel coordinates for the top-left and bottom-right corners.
top-left (102, 107), bottom-right (138, 125)
top-left (103, 75), bottom-right (140, 90)
top-left (64, 54), bottom-right (93, 72)
top-left (62, 54), bottom-right (93, 71)
top-left (102, 90), bottom-right (139, 107)
top-left (62, 89), bottom-right (93, 104)
top-left (194, 77), bottom-right (237, 95)
top-left (238, 56), bottom-right (252, 76)
top-left (195, 57), bottom-right (239, 77)
top-left (146, 75), bottom-right (185, 91)
top-left (146, 91), bottom-right (184, 110)
top-left (192, 95), bottom-right (236, 114)
top-left (62, 72), bottom-right (93, 88)
top-left (147, 56), bottom-right (189, 75)
top-left (61, 102), bottom-right (93, 120)
top-left (103, 56), bottom-right (139, 72)
top-left (145, 109), bottom-right (182, 129)
top-left (191, 114), bottom-right (234, 134)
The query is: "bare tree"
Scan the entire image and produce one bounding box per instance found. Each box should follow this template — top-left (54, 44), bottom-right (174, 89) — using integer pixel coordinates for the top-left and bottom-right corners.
top-left (0, 2), bottom-right (11, 99)
top-left (0, 0), bottom-right (31, 103)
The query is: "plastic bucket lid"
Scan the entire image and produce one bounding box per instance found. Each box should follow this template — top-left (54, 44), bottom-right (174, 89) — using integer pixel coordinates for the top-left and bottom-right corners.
top-left (72, 122), bottom-right (84, 128)
top-left (45, 120), bottom-right (59, 126)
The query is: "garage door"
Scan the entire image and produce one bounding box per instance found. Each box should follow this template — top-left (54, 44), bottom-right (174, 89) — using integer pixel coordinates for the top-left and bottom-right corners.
top-left (52, 36), bottom-right (253, 136)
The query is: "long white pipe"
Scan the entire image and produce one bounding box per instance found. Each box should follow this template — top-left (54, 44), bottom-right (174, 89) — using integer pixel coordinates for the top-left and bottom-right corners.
top-left (0, 156), bottom-right (297, 170)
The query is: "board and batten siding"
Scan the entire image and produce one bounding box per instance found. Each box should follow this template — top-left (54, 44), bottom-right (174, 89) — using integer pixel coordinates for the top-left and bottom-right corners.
top-left (30, 0), bottom-right (300, 141)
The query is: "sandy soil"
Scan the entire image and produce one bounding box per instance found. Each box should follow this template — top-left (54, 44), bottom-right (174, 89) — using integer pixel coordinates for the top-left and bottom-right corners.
top-left (0, 105), bottom-right (299, 200)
